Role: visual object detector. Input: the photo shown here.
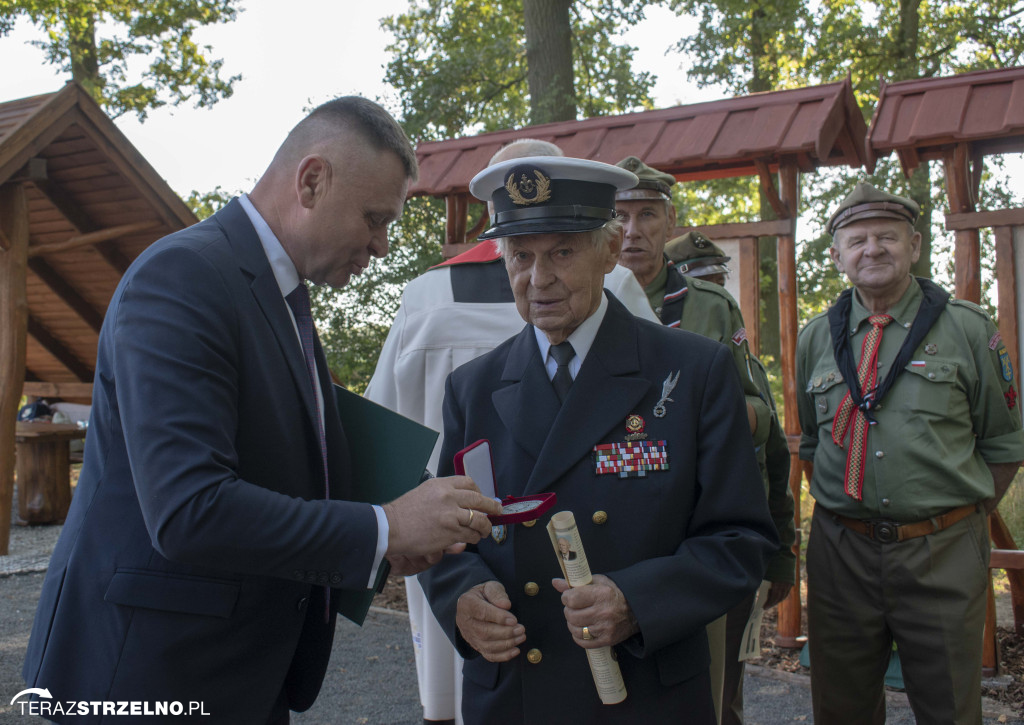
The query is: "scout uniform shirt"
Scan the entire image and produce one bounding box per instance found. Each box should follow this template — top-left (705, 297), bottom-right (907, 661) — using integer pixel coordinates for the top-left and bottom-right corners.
top-left (797, 279), bottom-right (1024, 522)
top-left (645, 255), bottom-right (771, 446)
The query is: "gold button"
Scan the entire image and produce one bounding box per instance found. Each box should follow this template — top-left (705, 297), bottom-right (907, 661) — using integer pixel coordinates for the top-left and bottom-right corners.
top-left (522, 519), bottom-right (537, 528)
top-left (524, 582), bottom-right (540, 596)
top-left (527, 648), bottom-right (542, 664)
top-left (592, 511), bottom-right (608, 525)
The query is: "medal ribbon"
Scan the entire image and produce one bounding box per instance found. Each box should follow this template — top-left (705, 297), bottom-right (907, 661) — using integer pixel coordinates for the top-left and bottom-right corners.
top-left (831, 314), bottom-right (893, 500)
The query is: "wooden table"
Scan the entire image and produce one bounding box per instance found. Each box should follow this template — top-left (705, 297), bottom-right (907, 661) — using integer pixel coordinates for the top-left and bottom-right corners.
top-left (14, 422), bottom-right (87, 525)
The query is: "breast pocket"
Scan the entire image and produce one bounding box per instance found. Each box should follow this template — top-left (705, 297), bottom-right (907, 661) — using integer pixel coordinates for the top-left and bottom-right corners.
top-left (902, 359), bottom-right (959, 416)
top-left (805, 367), bottom-right (847, 426)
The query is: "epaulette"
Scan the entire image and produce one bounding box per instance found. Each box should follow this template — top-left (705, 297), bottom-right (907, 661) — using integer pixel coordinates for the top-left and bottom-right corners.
top-left (949, 297), bottom-right (993, 320)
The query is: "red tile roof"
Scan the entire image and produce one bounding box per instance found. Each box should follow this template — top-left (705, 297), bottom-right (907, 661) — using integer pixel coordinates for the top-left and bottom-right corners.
top-left (410, 78), bottom-right (867, 198)
top-left (867, 66), bottom-right (1024, 174)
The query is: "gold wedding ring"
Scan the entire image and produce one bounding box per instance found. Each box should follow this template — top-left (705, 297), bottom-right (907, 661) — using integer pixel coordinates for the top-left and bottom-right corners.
top-left (582, 626), bottom-right (593, 640)
top-left (466, 509), bottom-right (475, 526)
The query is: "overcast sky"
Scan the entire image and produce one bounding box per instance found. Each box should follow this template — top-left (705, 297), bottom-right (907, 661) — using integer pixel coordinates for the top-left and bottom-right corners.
top-left (1, 2), bottom-right (1020, 204)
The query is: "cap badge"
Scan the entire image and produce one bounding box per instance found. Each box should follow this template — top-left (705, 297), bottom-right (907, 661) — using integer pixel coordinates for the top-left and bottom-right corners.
top-left (505, 169), bottom-right (552, 206)
top-left (693, 234), bottom-right (710, 249)
top-left (924, 343), bottom-right (937, 355)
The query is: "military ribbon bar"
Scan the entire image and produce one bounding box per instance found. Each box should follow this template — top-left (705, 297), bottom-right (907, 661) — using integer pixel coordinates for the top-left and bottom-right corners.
top-left (593, 440), bottom-right (669, 478)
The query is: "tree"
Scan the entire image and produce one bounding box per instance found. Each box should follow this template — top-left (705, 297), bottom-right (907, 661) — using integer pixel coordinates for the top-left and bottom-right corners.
top-left (381, 0), bottom-right (655, 140)
top-left (0, 0), bottom-right (242, 119)
top-left (316, 0), bottom-right (658, 390)
top-left (669, 0), bottom-right (810, 363)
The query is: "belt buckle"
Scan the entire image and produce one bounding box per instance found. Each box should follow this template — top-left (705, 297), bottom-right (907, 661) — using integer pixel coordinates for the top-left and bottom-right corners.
top-left (873, 521), bottom-right (898, 543)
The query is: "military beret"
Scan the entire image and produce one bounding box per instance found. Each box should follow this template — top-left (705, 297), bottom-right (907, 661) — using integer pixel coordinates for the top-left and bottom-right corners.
top-left (665, 231), bottom-right (731, 278)
top-left (827, 181), bottom-right (919, 235)
top-left (470, 156), bottom-right (638, 241)
top-left (614, 156), bottom-right (676, 201)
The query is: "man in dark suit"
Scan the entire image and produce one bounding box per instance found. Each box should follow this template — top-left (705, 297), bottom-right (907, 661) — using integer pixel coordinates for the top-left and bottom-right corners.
top-left (22, 96), bottom-right (499, 724)
top-left (420, 156), bottom-right (778, 724)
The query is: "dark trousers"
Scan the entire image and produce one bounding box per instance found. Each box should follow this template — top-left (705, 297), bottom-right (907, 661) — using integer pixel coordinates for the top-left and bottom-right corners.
top-left (807, 506), bottom-right (988, 725)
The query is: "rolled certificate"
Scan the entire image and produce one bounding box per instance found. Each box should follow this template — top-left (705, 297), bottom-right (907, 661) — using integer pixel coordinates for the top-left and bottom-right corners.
top-left (547, 511), bottom-right (628, 705)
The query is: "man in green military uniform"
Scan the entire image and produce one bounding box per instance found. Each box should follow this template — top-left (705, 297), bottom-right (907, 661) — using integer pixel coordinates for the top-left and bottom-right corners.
top-left (614, 156), bottom-right (775, 723)
top-left (667, 231), bottom-right (797, 725)
top-left (797, 182), bottom-right (1024, 724)
top-left (614, 157), bottom-right (770, 447)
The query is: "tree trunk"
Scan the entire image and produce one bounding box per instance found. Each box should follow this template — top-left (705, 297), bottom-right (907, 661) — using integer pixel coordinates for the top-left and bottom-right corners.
top-left (65, 9), bottom-right (102, 104)
top-left (523, 0), bottom-right (576, 125)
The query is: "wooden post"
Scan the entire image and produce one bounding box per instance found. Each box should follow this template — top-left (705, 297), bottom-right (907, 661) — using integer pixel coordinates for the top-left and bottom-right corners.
top-left (944, 145), bottom-right (981, 303)
top-left (739, 237), bottom-right (761, 355)
top-left (0, 182), bottom-right (29, 555)
top-left (775, 163), bottom-right (805, 647)
top-left (994, 226), bottom-right (1019, 377)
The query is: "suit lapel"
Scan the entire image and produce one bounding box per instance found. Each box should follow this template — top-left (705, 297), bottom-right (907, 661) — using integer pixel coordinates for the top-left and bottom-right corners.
top-left (217, 200), bottom-right (320, 444)
top-left (525, 298), bottom-right (651, 493)
top-left (492, 327), bottom-right (561, 465)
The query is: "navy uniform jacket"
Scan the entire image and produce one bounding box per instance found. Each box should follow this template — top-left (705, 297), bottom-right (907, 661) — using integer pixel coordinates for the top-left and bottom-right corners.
top-left (22, 199), bottom-right (379, 723)
top-left (420, 294), bottom-right (777, 725)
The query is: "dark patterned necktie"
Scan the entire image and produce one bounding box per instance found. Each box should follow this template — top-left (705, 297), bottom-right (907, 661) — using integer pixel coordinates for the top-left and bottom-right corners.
top-left (831, 314), bottom-right (894, 500)
top-left (550, 341), bottom-right (576, 404)
top-left (286, 283), bottom-right (330, 498)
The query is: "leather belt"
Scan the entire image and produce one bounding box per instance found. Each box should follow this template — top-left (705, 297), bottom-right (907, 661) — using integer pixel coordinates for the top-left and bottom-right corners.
top-left (824, 503), bottom-right (978, 544)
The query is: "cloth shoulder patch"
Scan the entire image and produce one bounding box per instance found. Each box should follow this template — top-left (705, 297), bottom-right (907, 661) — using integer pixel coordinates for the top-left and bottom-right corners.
top-left (989, 332), bottom-right (1003, 350)
top-left (999, 347), bottom-right (1014, 382)
top-left (732, 328), bottom-right (748, 346)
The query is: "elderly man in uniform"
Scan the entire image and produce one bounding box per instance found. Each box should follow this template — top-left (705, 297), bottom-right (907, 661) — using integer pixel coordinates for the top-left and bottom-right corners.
top-left (365, 139), bottom-right (656, 725)
top-left (797, 182), bottom-right (1024, 724)
top-left (666, 231), bottom-right (796, 725)
top-left (420, 155), bottom-right (778, 725)
top-left (613, 157), bottom-right (770, 448)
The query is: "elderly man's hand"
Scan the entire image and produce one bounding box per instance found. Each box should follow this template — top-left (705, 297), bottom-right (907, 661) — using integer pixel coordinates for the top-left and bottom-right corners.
top-left (383, 476), bottom-right (500, 575)
top-left (552, 574), bottom-right (639, 649)
top-left (456, 581), bottom-right (526, 662)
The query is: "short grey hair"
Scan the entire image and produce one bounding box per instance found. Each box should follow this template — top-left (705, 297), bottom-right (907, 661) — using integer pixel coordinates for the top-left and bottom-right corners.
top-left (496, 217), bottom-right (623, 258)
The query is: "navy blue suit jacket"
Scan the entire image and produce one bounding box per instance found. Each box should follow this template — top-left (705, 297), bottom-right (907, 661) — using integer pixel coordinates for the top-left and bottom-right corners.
top-left (23, 199), bottom-right (378, 723)
top-left (420, 294), bottom-right (778, 725)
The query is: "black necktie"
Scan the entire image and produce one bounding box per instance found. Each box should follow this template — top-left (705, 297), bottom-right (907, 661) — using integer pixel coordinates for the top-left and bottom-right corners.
top-left (285, 283), bottom-right (330, 497)
top-left (550, 341), bottom-right (576, 404)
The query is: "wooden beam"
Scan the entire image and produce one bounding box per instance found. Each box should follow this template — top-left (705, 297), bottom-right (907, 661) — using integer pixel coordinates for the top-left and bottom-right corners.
top-left (94, 241), bottom-right (133, 276)
top-left (775, 162), bottom-right (804, 648)
top-left (28, 220), bottom-right (160, 258)
top-left (943, 146), bottom-right (981, 302)
top-left (753, 159), bottom-right (790, 219)
top-left (28, 258), bottom-right (105, 333)
top-left (674, 218), bottom-right (796, 240)
top-left (21, 382), bottom-right (94, 400)
top-left (945, 208), bottom-right (1024, 231)
top-left (738, 237), bottom-right (760, 355)
top-left (991, 549), bottom-right (1024, 570)
top-left (26, 315), bottom-right (94, 382)
top-left (445, 195), bottom-right (459, 247)
top-left (995, 226), bottom-right (1019, 384)
top-left (0, 182), bottom-right (30, 555)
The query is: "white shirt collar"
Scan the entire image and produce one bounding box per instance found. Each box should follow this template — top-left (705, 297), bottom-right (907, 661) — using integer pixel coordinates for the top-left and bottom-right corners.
top-left (238, 193), bottom-right (300, 297)
top-left (534, 292), bottom-right (608, 380)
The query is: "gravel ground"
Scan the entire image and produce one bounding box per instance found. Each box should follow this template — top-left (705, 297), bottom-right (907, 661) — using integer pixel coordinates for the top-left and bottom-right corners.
top-left (1, 510), bottom-right (1022, 724)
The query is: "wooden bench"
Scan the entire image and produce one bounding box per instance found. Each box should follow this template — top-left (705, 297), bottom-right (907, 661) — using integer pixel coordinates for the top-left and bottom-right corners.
top-left (14, 421), bottom-right (87, 525)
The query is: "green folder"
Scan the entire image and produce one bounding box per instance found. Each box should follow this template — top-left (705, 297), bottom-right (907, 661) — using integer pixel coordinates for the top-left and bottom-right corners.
top-left (332, 384), bottom-right (439, 625)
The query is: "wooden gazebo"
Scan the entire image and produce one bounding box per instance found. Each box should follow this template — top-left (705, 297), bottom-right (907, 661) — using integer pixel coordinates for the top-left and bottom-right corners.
top-left (0, 82), bottom-right (197, 553)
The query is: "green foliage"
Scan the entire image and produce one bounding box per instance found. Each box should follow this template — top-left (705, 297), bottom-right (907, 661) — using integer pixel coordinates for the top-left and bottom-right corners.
top-left (381, 0), bottom-right (656, 141)
top-left (184, 185), bottom-right (233, 220)
top-left (312, 196), bottom-right (446, 394)
top-left (0, 0), bottom-right (242, 119)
